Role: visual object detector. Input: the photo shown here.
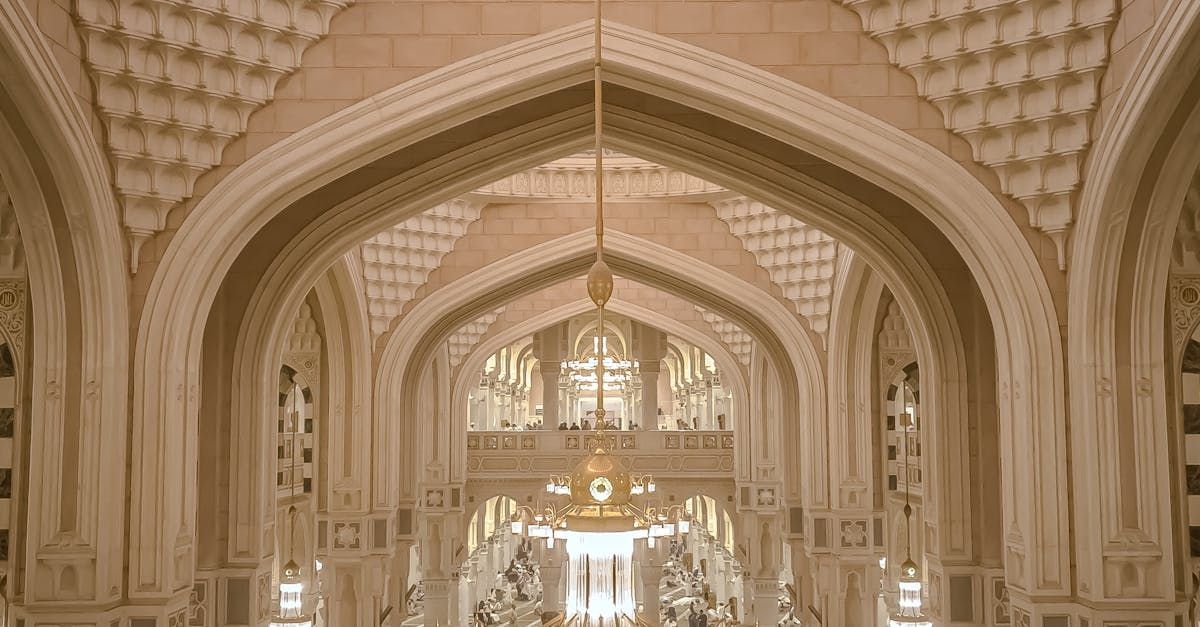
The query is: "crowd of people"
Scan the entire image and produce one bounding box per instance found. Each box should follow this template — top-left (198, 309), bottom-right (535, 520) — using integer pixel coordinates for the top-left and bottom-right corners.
top-left (474, 540), bottom-right (542, 626)
top-left (658, 539), bottom-right (739, 627)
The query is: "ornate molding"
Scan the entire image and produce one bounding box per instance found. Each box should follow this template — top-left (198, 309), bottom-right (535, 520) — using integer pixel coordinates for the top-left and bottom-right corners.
top-left (711, 198), bottom-right (837, 339)
top-left (284, 301), bottom-right (321, 384)
top-left (840, 0), bottom-right (1120, 269)
top-left (878, 300), bottom-right (915, 384)
top-left (448, 307), bottom-right (505, 368)
top-left (693, 306), bottom-right (754, 366)
top-left (1170, 274), bottom-right (1200, 359)
top-left (469, 150), bottom-right (730, 202)
top-left (73, 0), bottom-right (353, 271)
top-left (362, 200), bottom-right (483, 340)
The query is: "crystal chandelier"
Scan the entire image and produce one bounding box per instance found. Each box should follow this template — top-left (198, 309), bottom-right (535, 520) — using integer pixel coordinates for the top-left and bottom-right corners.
top-left (888, 415), bottom-right (931, 627)
top-left (508, 1), bottom-right (691, 622)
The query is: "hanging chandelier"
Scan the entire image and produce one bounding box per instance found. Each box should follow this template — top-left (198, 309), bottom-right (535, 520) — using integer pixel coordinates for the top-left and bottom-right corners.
top-left (508, 0), bottom-right (691, 622)
top-left (888, 415), bottom-right (931, 627)
top-left (270, 505), bottom-right (313, 627)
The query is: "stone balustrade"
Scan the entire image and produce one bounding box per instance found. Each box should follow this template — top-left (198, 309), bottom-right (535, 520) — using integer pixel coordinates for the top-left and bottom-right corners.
top-left (465, 429), bottom-right (734, 478)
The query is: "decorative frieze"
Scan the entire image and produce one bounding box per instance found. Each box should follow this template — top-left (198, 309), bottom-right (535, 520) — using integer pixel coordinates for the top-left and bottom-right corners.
top-left (72, 0), bottom-right (353, 271)
top-left (361, 200), bottom-right (484, 340)
top-left (470, 150), bottom-right (728, 202)
top-left (693, 306), bottom-right (754, 366)
top-left (711, 198), bottom-right (838, 340)
top-left (840, 0), bottom-right (1121, 269)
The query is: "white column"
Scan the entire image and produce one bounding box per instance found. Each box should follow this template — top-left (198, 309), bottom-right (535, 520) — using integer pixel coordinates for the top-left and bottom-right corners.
top-left (641, 361), bottom-right (661, 430)
top-left (540, 361), bottom-right (560, 428)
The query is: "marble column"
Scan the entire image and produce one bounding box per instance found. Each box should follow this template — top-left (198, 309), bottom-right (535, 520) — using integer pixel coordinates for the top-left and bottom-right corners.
top-left (538, 543), bottom-right (565, 616)
top-left (641, 361), bottom-right (661, 430)
top-left (639, 542), bottom-right (667, 626)
top-left (540, 360), bottom-right (560, 428)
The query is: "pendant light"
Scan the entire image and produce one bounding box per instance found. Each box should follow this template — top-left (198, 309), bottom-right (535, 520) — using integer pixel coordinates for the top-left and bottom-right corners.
top-left (888, 406), bottom-right (931, 627)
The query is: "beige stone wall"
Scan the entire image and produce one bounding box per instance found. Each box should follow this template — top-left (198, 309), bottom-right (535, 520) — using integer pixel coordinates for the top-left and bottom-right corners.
top-left (169, 0), bottom-right (1024, 263)
top-left (1097, 0), bottom-right (1173, 128)
top-left (231, 0), bottom-right (968, 159)
top-left (22, 1), bottom-right (105, 149)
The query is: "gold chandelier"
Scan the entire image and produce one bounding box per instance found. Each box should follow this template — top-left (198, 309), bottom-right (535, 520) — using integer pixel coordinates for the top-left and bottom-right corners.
top-left (509, 0), bottom-right (690, 546)
top-left (507, 1), bottom-right (691, 622)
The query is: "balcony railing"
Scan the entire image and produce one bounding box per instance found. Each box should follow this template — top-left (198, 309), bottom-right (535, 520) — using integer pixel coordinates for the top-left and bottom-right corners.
top-left (465, 430), bottom-right (734, 478)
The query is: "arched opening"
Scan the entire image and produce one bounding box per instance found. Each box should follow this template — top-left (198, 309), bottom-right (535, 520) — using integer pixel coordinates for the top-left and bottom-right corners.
top-left (126, 21), bottom-right (1061, 626)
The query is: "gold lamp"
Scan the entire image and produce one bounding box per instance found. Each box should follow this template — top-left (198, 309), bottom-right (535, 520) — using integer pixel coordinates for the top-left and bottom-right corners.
top-left (506, 1), bottom-right (692, 622)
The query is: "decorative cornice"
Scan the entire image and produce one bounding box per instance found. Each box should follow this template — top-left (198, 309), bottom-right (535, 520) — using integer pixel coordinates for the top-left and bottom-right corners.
top-left (693, 306), bottom-right (753, 367)
top-left (711, 197), bottom-right (837, 339)
top-left (73, 0), bottom-right (352, 272)
top-left (840, 0), bottom-right (1120, 269)
top-left (361, 200), bottom-right (483, 340)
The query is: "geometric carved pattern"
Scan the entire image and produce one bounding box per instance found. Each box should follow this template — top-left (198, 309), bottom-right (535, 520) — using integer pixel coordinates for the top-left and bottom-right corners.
top-left (878, 300), bottom-right (915, 384)
top-left (448, 307), bottom-right (505, 368)
top-left (840, 0), bottom-right (1120, 270)
top-left (284, 301), bottom-right (321, 385)
top-left (693, 305), bottom-right (754, 367)
top-left (472, 150), bottom-right (727, 201)
top-left (0, 281), bottom-right (27, 361)
top-left (362, 200), bottom-right (483, 340)
top-left (188, 581), bottom-right (209, 627)
top-left (73, 0), bottom-right (353, 271)
top-left (711, 198), bottom-right (838, 339)
top-left (1170, 275), bottom-right (1200, 360)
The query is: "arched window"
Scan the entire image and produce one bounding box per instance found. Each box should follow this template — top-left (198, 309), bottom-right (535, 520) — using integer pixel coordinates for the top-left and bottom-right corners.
top-left (277, 367), bottom-right (314, 497)
top-left (1179, 333), bottom-right (1200, 556)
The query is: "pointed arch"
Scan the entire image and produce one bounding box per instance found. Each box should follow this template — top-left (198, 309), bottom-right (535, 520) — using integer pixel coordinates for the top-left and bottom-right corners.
top-left (377, 230), bottom-right (817, 500)
top-left (0, 0), bottom-right (130, 604)
top-left (131, 20), bottom-right (1066, 599)
top-left (1069, 0), bottom-right (1200, 602)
